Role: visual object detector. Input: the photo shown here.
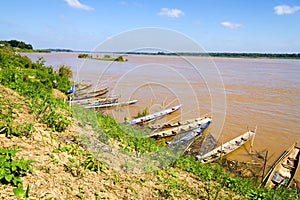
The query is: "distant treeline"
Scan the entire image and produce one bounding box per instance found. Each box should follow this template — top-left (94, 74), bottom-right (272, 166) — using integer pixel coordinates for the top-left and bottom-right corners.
top-left (126, 51), bottom-right (300, 59)
top-left (46, 48), bottom-right (73, 52)
top-left (0, 39), bottom-right (33, 49)
top-left (0, 39), bottom-right (51, 53)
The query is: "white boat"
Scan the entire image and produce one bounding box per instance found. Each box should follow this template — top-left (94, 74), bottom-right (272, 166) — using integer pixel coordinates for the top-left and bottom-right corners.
top-left (196, 130), bottom-right (256, 163)
top-left (84, 100), bottom-right (138, 109)
top-left (127, 104), bottom-right (182, 125)
top-left (148, 117), bottom-right (212, 139)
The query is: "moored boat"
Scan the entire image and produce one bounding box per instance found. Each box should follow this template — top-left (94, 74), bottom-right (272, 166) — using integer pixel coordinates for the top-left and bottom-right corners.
top-left (148, 114), bottom-right (210, 130)
top-left (127, 104), bottom-right (182, 125)
top-left (261, 141), bottom-right (300, 188)
top-left (148, 117), bottom-right (212, 139)
top-left (77, 96), bottom-right (119, 106)
top-left (196, 130), bottom-right (256, 163)
top-left (76, 83), bottom-right (92, 91)
top-left (76, 87), bottom-right (109, 96)
top-left (73, 89), bottom-right (109, 100)
top-left (167, 120), bottom-right (211, 147)
top-left (70, 95), bottom-right (119, 104)
top-left (84, 99), bottom-right (138, 109)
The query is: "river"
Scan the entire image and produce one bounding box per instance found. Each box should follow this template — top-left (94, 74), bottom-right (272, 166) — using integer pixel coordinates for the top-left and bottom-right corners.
top-left (25, 52), bottom-right (300, 179)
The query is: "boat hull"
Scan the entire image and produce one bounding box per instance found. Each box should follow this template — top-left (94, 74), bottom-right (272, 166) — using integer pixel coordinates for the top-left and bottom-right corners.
top-left (196, 130), bottom-right (255, 163)
top-left (261, 141), bottom-right (300, 188)
top-left (128, 104), bottom-right (182, 125)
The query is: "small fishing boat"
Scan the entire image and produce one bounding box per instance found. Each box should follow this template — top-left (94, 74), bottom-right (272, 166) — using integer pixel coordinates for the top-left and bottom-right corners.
top-left (148, 114), bottom-right (210, 130)
top-left (76, 87), bottom-right (109, 96)
top-left (71, 96), bottom-right (119, 105)
top-left (74, 89), bottom-right (109, 100)
top-left (196, 130), bottom-right (256, 163)
top-left (168, 120), bottom-right (211, 147)
top-left (84, 99), bottom-right (138, 109)
top-left (78, 96), bottom-right (118, 106)
top-left (76, 83), bottom-right (92, 91)
top-left (261, 141), bottom-right (300, 188)
top-left (148, 117), bottom-right (212, 139)
top-left (127, 104), bottom-right (182, 125)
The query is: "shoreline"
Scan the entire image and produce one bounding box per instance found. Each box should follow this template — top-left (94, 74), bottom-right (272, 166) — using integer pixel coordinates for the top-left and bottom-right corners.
top-left (23, 51), bottom-right (300, 61)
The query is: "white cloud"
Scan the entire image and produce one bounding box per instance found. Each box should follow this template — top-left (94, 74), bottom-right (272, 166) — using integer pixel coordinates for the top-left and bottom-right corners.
top-left (158, 8), bottom-right (184, 18)
top-left (221, 21), bottom-right (242, 29)
top-left (65, 0), bottom-right (94, 11)
top-left (274, 5), bottom-right (300, 15)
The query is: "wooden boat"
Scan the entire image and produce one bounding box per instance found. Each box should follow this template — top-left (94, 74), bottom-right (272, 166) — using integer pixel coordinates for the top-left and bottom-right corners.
top-left (71, 96), bottom-right (119, 104)
top-left (78, 96), bottom-right (118, 106)
top-left (167, 120), bottom-right (211, 146)
top-left (127, 104), bottom-right (182, 125)
top-left (148, 114), bottom-right (210, 130)
top-left (76, 87), bottom-right (109, 96)
top-left (84, 99), bottom-right (137, 109)
top-left (148, 117), bottom-right (212, 139)
top-left (76, 83), bottom-right (92, 91)
top-left (196, 130), bottom-right (256, 163)
top-left (73, 89), bottom-right (108, 100)
top-left (261, 141), bottom-right (300, 188)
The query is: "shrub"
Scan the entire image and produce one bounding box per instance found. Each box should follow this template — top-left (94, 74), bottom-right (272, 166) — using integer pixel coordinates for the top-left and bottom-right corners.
top-left (78, 53), bottom-right (89, 58)
top-left (0, 147), bottom-right (34, 186)
top-left (58, 65), bottom-right (72, 79)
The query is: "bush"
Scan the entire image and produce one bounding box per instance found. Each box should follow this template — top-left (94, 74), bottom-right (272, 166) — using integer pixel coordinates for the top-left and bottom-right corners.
top-left (58, 65), bottom-right (72, 79)
top-left (0, 147), bottom-right (34, 186)
top-left (78, 53), bottom-right (89, 58)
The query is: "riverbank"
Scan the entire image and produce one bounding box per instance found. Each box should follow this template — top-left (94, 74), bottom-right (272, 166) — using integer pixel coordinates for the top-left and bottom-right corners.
top-left (0, 85), bottom-right (298, 199)
top-left (0, 47), bottom-right (298, 199)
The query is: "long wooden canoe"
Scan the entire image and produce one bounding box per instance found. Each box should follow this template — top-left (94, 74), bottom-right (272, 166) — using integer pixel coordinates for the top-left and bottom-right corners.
top-left (76, 83), bottom-right (92, 91)
top-left (261, 141), bottom-right (300, 188)
top-left (148, 117), bottom-right (212, 139)
top-left (76, 87), bottom-right (109, 96)
top-left (73, 89), bottom-right (109, 100)
top-left (127, 104), bottom-right (182, 125)
top-left (148, 114), bottom-right (210, 130)
top-left (84, 99), bottom-right (138, 109)
top-left (167, 120), bottom-right (211, 146)
top-left (196, 130), bottom-right (256, 163)
top-left (71, 96), bottom-right (118, 104)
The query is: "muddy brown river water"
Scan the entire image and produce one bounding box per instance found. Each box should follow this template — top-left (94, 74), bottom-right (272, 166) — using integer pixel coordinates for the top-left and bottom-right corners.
top-left (25, 52), bottom-right (300, 180)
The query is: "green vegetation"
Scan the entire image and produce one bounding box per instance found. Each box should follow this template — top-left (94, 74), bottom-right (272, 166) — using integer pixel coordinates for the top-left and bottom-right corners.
top-left (137, 107), bottom-right (149, 118)
top-left (45, 48), bottom-right (72, 52)
top-left (0, 147), bottom-right (34, 197)
top-left (174, 156), bottom-right (297, 199)
top-left (0, 45), bottom-right (72, 133)
top-left (0, 39), bottom-right (50, 53)
top-left (0, 40), bottom-right (33, 50)
top-left (78, 53), bottom-right (127, 62)
top-left (78, 53), bottom-right (89, 58)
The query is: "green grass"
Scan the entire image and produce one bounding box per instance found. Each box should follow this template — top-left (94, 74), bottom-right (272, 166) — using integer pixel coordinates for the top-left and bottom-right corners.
top-left (0, 46), bottom-right (72, 133)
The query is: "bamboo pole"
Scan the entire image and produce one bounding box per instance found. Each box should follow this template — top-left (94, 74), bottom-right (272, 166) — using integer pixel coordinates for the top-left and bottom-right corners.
top-left (261, 150), bottom-right (268, 184)
top-left (250, 126), bottom-right (257, 154)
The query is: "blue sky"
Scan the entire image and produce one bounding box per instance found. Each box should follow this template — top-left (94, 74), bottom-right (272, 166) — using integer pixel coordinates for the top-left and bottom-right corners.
top-left (1, 0), bottom-right (300, 53)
